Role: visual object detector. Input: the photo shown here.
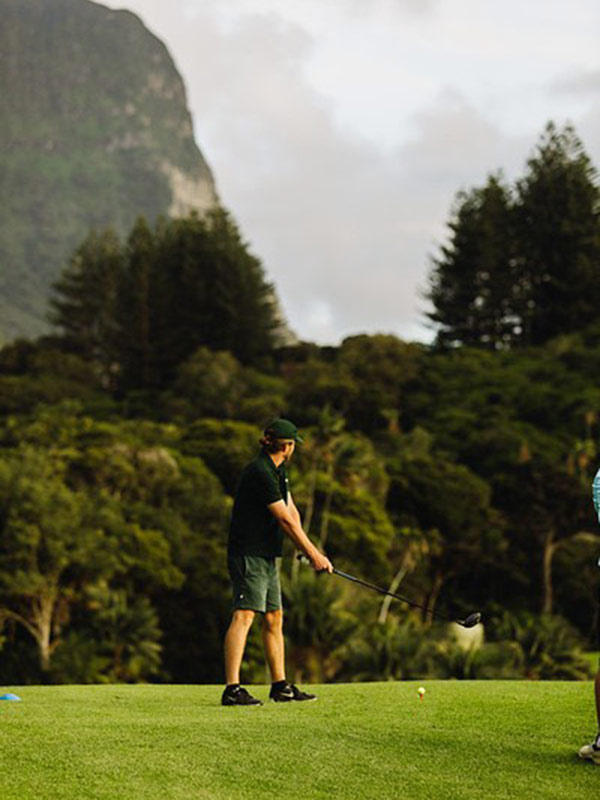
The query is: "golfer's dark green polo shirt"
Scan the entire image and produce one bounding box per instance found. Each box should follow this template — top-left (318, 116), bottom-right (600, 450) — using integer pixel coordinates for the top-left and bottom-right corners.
top-left (228, 451), bottom-right (289, 558)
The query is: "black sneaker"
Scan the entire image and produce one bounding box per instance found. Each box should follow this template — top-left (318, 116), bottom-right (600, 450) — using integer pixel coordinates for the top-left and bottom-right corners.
top-left (269, 682), bottom-right (317, 702)
top-left (221, 685), bottom-right (263, 706)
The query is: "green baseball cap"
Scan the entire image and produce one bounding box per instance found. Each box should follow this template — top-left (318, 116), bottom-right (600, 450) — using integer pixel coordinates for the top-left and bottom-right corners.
top-left (264, 418), bottom-right (304, 443)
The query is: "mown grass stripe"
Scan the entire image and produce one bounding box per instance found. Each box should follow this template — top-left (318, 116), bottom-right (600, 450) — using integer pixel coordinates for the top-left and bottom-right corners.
top-left (0, 683), bottom-right (597, 800)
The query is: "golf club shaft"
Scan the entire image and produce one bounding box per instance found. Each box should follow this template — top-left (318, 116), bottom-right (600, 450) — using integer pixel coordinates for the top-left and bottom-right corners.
top-left (331, 567), bottom-right (457, 624)
top-left (297, 553), bottom-right (472, 627)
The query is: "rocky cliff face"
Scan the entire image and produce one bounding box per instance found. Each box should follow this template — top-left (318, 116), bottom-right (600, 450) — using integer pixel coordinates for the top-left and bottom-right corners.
top-left (0, 0), bottom-right (219, 341)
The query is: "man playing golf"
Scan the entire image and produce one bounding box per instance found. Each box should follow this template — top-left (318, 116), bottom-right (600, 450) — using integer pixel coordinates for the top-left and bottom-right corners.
top-left (578, 466), bottom-right (600, 764)
top-left (221, 418), bottom-right (333, 706)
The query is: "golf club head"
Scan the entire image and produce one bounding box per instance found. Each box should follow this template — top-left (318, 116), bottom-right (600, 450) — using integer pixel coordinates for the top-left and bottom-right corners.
top-left (461, 612), bottom-right (482, 628)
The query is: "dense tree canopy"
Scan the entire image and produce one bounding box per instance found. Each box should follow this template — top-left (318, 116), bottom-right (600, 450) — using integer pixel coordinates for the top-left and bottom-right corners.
top-left (50, 208), bottom-right (281, 390)
top-left (428, 123), bottom-right (600, 349)
top-left (1, 122), bottom-right (599, 685)
top-left (428, 175), bottom-right (517, 349)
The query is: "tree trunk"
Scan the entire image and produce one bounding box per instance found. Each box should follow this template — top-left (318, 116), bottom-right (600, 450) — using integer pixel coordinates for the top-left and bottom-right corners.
top-left (542, 532), bottom-right (557, 615)
top-left (424, 572), bottom-right (444, 627)
top-left (1, 587), bottom-right (58, 673)
top-left (379, 562), bottom-right (409, 624)
top-left (32, 589), bottom-right (58, 672)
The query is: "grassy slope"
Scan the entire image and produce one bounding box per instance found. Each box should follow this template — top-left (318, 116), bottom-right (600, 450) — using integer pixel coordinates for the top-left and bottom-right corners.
top-left (0, 682), bottom-right (598, 800)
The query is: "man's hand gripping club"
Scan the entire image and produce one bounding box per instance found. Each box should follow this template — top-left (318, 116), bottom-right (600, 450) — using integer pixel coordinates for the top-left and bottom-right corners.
top-left (268, 498), bottom-right (333, 573)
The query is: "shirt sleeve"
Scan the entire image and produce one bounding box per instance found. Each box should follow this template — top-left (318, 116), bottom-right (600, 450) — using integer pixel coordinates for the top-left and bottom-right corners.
top-left (592, 469), bottom-right (600, 521)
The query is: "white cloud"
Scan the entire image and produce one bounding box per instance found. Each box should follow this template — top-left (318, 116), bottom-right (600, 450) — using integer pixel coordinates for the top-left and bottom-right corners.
top-left (552, 69), bottom-right (600, 96)
top-left (102, 0), bottom-right (600, 343)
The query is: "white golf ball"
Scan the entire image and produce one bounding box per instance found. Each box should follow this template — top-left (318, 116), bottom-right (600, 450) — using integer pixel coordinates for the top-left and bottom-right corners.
top-left (417, 686), bottom-right (425, 695)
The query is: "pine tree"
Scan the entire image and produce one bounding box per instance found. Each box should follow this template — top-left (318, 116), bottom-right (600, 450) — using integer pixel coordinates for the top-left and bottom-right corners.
top-left (427, 175), bottom-right (517, 348)
top-left (49, 228), bottom-right (124, 387)
top-left (514, 123), bottom-right (600, 345)
top-left (51, 208), bottom-right (280, 391)
top-left (428, 123), bottom-right (600, 349)
top-left (118, 217), bottom-right (157, 391)
top-left (150, 208), bottom-right (279, 379)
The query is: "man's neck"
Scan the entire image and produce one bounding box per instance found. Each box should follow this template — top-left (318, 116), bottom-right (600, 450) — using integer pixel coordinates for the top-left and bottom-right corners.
top-left (267, 450), bottom-right (286, 468)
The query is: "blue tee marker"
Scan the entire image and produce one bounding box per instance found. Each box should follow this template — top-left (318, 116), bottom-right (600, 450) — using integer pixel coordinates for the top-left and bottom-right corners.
top-left (0, 693), bottom-right (22, 701)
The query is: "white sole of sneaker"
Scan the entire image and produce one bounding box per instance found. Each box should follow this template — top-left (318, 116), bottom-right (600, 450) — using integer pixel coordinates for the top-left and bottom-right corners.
top-left (269, 698), bottom-right (318, 703)
top-left (578, 752), bottom-right (600, 765)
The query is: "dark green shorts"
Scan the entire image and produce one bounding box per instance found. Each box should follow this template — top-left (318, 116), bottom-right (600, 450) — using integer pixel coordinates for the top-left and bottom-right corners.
top-left (228, 555), bottom-right (282, 613)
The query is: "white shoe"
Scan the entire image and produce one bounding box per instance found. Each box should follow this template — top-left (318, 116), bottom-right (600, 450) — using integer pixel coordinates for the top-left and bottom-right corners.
top-left (578, 737), bottom-right (600, 765)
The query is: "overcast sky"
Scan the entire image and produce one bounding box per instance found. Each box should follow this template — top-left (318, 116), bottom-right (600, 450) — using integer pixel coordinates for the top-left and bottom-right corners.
top-left (104, 0), bottom-right (600, 344)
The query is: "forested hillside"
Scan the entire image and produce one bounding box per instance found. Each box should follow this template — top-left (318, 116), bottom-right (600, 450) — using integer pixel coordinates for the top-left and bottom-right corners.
top-left (0, 123), bottom-right (598, 685)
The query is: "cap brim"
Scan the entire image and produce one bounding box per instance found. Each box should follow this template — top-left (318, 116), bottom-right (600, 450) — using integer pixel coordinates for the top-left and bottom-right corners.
top-left (295, 435), bottom-right (304, 444)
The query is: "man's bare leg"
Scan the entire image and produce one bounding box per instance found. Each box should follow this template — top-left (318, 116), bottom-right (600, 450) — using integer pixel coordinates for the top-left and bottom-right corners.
top-left (224, 609), bottom-right (255, 685)
top-left (262, 609), bottom-right (286, 683)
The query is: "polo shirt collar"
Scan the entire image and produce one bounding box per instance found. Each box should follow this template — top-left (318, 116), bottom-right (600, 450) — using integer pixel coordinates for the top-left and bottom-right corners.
top-left (260, 450), bottom-right (284, 473)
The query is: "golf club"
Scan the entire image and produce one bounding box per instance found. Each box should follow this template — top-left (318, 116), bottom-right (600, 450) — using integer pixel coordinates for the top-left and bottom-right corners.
top-left (297, 554), bottom-right (482, 628)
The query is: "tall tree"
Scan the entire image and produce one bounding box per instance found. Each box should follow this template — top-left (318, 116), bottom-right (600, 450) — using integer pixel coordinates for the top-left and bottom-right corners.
top-left (514, 123), bottom-right (600, 345)
top-left (386, 455), bottom-right (505, 621)
top-left (49, 228), bottom-right (123, 387)
top-left (0, 448), bottom-right (112, 671)
top-left (143, 209), bottom-right (279, 384)
top-left (117, 217), bottom-right (156, 391)
top-left (427, 175), bottom-right (518, 349)
top-left (494, 457), bottom-right (592, 614)
top-left (428, 123), bottom-right (600, 349)
top-left (51, 208), bottom-right (281, 391)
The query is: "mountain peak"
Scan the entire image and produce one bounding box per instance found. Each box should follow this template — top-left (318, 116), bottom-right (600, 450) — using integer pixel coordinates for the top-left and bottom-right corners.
top-left (0, 0), bottom-right (219, 341)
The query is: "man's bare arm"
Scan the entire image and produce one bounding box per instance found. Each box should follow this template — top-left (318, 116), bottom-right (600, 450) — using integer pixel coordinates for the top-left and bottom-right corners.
top-left (287, 492), bottom-right (302, 527)
top-left (268, 499), bottom-right (333, 572)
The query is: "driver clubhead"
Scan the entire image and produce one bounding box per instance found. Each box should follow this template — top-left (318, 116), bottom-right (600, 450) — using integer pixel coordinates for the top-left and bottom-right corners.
top-left (461, 612), bottom-right (482, 628)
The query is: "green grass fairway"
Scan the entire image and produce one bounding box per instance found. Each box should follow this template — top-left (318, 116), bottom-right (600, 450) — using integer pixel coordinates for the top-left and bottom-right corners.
top-left (0, 682), bottom-right (598, 800)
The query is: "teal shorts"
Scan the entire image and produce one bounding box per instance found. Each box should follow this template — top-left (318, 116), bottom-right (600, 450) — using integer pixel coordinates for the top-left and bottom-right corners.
top-left (228, 555), bottom-right (282, 613)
